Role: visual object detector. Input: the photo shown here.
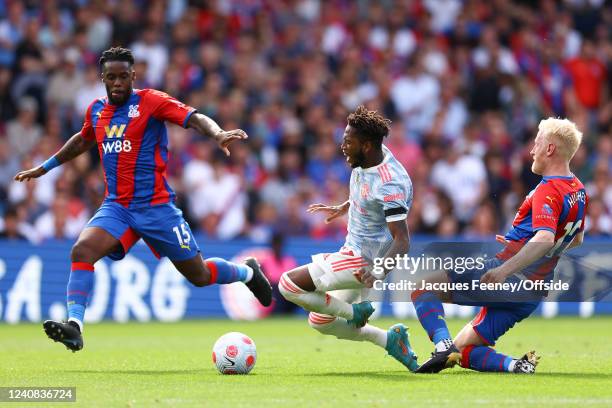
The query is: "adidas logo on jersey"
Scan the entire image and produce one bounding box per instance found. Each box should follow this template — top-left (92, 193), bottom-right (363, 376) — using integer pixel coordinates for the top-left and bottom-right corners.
top-left (128, 104), bottom-right (140, 118)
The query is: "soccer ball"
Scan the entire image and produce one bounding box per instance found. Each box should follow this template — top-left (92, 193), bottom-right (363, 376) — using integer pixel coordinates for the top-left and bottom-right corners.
top-left (212, 332), bottom-right (257, 375)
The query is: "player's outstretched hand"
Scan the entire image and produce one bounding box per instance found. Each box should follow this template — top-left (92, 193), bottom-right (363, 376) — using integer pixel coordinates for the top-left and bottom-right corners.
top-left (14, 166), bottom-right (46, 182)
top-left (495, 235), bottom-right (509, 244)
top-left (353, 268), bottom-right (377, 288)
top-left (215, 129), bottom-right (248, 156)
top-left (306, 202), bottom-right (349, 224)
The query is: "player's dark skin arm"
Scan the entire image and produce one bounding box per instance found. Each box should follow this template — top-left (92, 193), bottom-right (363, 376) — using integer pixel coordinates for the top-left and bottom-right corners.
top-left (284, 200), bottom-right (352, 292)
top-left (306, 200), bottom-right (350, 223)
top-left (187, 113), bottom-right (247, 156)
top-left (14, 132), bottom-right (96, 181)
top-left (354, 219), bottom-right (410, 288)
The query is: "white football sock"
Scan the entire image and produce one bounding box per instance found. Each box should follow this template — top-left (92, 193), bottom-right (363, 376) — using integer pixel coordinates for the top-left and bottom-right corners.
top-left (435, 338), bottom-right (453, 352)
top-left (243, 265), bottom-right (254, 283)
top-left (360, 324), bottom-right (388, 348)
top-left (308, 313), bottom-right (387, 348)
top-left (507, 359), bottom-right (517, 372)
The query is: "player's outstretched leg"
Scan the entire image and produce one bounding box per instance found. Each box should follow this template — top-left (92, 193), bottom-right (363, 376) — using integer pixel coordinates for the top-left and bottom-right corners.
top-left (451, 302), bottom-right (540, 373)
top-left (45, 261), bottom-right (94, 352)
top-left (307, 314), bottom-right (418, 371)
top-left (460, 346), bottom-right (540, 374)
top-left (411, 289), bottom-right (460, 373)
top-left (243, 257), bottom-right (273, 307)
top-left (65, 262), bottom-right (94, 333)
top-left (204, 257), bottom-right (272, 306)
top-left (43, 320), bottom-right (83, 352)
top-left (174, 256), bottom-right (273, 306)
top-left (415, 345), bottom-right (462, 374)
top-left (43, 227), bottom-right (122, 352)
top-left (385, 323), bottom-right (419, 372)
top-left (512, 351), bottom-right (540, 373)
top-left (308, 313), bottom-right (382, 344)
top-left (279, 270), bottom-right (370, 325)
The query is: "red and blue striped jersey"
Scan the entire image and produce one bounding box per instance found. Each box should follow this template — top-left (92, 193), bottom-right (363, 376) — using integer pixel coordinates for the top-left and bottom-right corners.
top-left (498, 175), bottom-right (588, 280)
top-left (80, 89), bottom-right (196, 208)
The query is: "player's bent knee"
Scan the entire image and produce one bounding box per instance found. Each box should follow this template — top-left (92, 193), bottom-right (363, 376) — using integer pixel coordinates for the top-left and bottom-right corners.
top-left (308, 312), bottom-right (337, 332)
top-left (278, 275), bottom-right (292, 300)
top-left (278, 272), bottom-right (302, 302)
top-left (453, 335), bottom-right (469, 352)
top-left (453, 325), bottom-right (486, 351)
top-left (70, 240), bottom-right (98, 263)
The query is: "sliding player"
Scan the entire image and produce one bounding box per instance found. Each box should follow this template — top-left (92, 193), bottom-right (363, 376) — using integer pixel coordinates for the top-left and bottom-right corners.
top-left (411, 118), bottom-right (587, 374)
top-left (279, 106), bottom-right (419, 371)
top-left (14, 47), bottom-right (272, 351)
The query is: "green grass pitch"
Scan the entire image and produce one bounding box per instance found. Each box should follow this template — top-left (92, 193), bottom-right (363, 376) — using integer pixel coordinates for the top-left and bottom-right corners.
top-left (1, 317), bottom-right (611, 407)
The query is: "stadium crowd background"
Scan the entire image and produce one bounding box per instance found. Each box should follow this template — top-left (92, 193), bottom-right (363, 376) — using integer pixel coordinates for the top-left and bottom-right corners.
top-left (0, 0), bottom-right (610, 245)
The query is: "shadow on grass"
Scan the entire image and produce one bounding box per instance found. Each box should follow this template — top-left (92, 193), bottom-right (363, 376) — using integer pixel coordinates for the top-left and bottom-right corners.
top-left (63, 369), bottom-right (612, 380)
top-left (300, 371), bottom-right (612, 381)
top-left (533, 372), bottom-right (612, 380)
top-left (65, 369), bottom-right (202, 375)
top-left (298, 371), bottom-right (435, 381)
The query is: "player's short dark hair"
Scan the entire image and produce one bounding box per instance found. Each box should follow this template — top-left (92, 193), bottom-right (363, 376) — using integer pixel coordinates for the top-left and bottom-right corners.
top-left (347, 105), bottom-right (391, 146)
top-left (99, 47), bottom-right (134, 67)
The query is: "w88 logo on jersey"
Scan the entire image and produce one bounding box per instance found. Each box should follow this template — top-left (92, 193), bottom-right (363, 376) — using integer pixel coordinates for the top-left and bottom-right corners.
top-left (102, 124), bottom-right (132, 154)
top-left (102, 139), bottom-right (132, 154)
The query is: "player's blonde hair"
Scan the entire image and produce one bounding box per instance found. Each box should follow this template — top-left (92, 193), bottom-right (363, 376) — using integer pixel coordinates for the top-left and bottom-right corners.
top-left (538, 117), bottom-right (583, 160)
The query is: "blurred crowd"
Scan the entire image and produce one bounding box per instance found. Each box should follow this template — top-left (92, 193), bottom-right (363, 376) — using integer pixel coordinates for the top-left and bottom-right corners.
top-left (0, 0), bottom-right (611, 244)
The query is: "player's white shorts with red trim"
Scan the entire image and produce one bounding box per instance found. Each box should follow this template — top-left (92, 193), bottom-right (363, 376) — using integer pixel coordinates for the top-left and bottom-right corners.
top-left (307, 247), bottom-right (370, 292)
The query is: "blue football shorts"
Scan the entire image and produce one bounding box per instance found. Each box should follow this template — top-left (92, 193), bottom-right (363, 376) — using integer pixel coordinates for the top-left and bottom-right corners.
top-left (86, 201), bottom-right (200, 262)
top-left (446, 258), bottom-right (540, 346)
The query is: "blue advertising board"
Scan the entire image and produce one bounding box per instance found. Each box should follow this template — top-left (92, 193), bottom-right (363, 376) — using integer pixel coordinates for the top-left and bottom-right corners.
top-left (0, 237), bottom-right (611, 323)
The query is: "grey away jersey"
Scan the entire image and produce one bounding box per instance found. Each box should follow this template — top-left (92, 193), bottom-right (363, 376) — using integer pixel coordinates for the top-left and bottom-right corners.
top-left (344, 145), bottom-right (413, 261)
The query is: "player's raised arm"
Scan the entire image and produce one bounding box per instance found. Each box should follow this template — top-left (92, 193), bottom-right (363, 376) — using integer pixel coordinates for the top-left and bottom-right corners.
top-left (186, 113), bottom-right (248, 156)
top-left (306, 200), bottom-right (350, 224)
top-left (14, 131), bottom-right (96, 182)
top-left (480, 229), bottom-right (556, 284)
